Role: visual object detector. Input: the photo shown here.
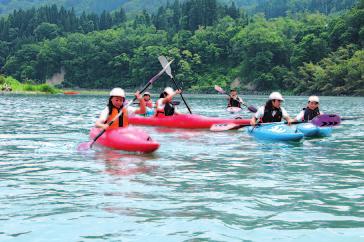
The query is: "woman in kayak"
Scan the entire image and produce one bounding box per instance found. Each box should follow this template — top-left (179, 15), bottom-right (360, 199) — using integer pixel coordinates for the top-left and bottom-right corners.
top-left (250, 92), bottom-right (293, 126)
top-left (95, 88), bottom-right (145, 129)
top-left (155, 87), bottom-right (182, 117)
top-left (227, 89), bottom-right (244, 108)
top-left (294, 96), bottom-right (322, 122)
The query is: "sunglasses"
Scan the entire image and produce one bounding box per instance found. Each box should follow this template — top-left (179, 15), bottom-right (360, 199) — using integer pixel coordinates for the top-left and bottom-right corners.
top-left (272, 99), bottom-right (282, 103)
top-left (309, 101), bottom-right (319, 105)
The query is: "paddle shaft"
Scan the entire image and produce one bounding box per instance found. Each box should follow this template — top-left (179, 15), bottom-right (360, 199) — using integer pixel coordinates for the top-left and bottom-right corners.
top-left (170, 76), bottom-right (192, 114)
top-left (90, 61), bottom-right (172, 147)
top-left (158, 55), bottom-right (192, 114)
top-left (229, 119), bottom-right (335, 131)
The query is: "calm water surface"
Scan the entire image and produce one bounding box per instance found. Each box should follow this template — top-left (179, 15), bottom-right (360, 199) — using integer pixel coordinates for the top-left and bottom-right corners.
top-left (0, 94), bottom-right (363, 242)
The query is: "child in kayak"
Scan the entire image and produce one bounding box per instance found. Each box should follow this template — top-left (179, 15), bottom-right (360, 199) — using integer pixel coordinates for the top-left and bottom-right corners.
top-left (155, 87), bottom-right (182, 117)
top-left (227, 89), bottom-right (244, 108)
top-left (143, 91), bottom-right (155, 116)
top-left (143, 92), bottom-right (153, 108)
top-left (294, 96), bottom-right (322, 122)
top-left (250, 92), bottom-right (293, 126)
top-left (95, 88), bottom-right (145, 129)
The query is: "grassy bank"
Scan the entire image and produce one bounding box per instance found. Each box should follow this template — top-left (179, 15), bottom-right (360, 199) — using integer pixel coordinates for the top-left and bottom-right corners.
top-left (1, 75), bottom-right (60, 94)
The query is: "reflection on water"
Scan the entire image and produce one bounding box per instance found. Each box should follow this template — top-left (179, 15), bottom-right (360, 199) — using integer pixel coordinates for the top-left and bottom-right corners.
top-left (0, 94), bottom-right (363, 241)
top-left (94, 149), bottom-right (157, 176)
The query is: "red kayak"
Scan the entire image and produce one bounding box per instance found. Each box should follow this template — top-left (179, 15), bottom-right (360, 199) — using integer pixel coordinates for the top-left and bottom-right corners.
top-left (89, 127), bottom-right (159, 153)
top-left (64, 91), bottom-right (80, 95)
top-left (129, 114), bottom-right (250, 129)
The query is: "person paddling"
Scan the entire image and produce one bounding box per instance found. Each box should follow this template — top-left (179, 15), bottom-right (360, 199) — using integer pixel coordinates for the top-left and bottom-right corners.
top-left (294, 96), bottom-right (322, 122)
top-left (142, 91), bottom-right (155, 117)
top-left (143, 92), bottom-right (153, 108)
top-left (250, 92), bottom-right (294, 126)
top-left (155, 87), bottom-right (182, 117)
top-left (227, 89), bottom-right (244, 108)
top-left (95, 88), bottom-right (145, 129)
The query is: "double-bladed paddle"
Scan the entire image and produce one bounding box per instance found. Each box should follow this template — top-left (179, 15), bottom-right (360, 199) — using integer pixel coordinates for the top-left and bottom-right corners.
top-left (78, 59), bottom-right (173, 150)
top-left (214, 85), bottom-right (257, 113)
top-left (158, 56), bottom-right (193, 114)
top-left (210, 114), bottom-right (341, 132)
top-left (133, 100), bottom-right (180, 106)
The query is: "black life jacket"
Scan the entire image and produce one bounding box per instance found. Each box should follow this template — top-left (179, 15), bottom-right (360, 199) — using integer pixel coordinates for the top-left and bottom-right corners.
top-left (303, 107), bottom-right (320, 121)
top-left (228, 97), bottom-right (241, 108)
top-left (262, 107), bottom-right (282, 123)
top-left (164, 102), bottom-right (175, 116)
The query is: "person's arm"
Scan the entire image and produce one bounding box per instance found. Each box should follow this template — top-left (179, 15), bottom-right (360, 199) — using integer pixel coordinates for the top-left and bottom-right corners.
top-left (133, 91), bottom-right (146, 115)
top-left (250, 107), bottom-right (263, 126)
top-left (282, 108), bottom-right (294, 125)
top-left (293, 111), bottom-right (304, 122)
top-left (238, 96), bottom-right (244, 104)
top-left (95, 107), bottom-right (109, 129)
top-left (162, 89), bottom-right (182, 104)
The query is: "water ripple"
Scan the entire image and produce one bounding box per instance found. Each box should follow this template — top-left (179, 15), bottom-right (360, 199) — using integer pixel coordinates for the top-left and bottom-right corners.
top-left (0, 94), bottom-right (363, 241)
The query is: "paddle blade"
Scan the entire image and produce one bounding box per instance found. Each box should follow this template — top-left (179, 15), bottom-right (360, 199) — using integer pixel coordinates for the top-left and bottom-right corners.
top-left (214, 85), bottom-right (226, 94)
top-left (210, 123), bottom-right (244, 131)
top-left (171, 101), bottom-right (180, 105)
top-left (311, 114), bottom-right (341, 127)
top-left (247, 105), bottom-right (257, 113)
top-left (77, 141), bottom-right (92, 151)
top-left (158, 56), bottom-right (173, 78)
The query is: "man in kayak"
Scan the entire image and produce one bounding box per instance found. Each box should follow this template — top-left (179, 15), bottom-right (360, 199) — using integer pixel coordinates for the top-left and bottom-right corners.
top-left (227, 89), bottom-right (244, 108)
top-left (155, 87), bottom-right (182, 117)
top-left (95, 88), bottom-right (145, 129)
top-left (250, 92), bottom-right (294, 126)
top-left (294, 96), bottom-right (322, 122)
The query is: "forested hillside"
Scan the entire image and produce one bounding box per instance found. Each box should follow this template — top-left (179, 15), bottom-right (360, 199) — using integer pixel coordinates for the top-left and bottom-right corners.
top-left (0, 0), bottom-right (129, 15)
top-left (0, 0), bottom-right (358, 16)
top-left (0, 0), bottom-right (363, 95)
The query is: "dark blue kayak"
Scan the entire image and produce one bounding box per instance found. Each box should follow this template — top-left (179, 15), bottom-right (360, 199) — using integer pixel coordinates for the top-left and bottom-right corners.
top-left (296, 123), bottom-right (332, 137)
top-left (247, 123), bottom-right (304, 141)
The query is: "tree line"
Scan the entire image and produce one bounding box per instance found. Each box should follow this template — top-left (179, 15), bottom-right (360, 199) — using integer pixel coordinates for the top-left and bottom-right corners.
top-left (0, 0), bottom-right (363, 95)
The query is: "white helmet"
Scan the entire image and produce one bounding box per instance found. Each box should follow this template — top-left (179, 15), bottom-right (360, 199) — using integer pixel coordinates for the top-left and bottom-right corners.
top-left (269, 92), bottom-right (284, 101)
top-left (308, 95), bottom-right (319, 103)
top-left (164, 87), bottom-right (174, 95)
top-left (143, 91), bottom-right (151, 96)
top-left (109, 87), bottom-right (125, 97)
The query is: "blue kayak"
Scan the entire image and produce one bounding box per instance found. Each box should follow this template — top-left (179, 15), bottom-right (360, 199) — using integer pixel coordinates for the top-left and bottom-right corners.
top-left (296, 123), bottom-right (332, 137)
top-left (247, 123), bottom-right (303, 141)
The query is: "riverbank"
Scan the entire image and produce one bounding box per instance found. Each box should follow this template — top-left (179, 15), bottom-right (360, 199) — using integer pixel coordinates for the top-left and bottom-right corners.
top-left (1, 75), bottom-right (59, 94)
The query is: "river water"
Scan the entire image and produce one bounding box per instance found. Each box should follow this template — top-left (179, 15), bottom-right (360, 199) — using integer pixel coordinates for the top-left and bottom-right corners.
top-left (0, 94), bottom-right (363, 241)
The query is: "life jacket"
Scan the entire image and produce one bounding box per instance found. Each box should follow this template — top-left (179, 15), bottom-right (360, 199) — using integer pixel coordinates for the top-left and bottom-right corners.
top-left (105, 107), bottom-right (128, 128)
top-left (261, 107), bottom-right (282, 123)
top-left (302, 107), bottom-right (320, 121)
top-left (145, 100), bottom-right (153, 108)
top-left (156, 99), bottom-right (175, 117)
top-left (228, 97), bottom-right (241, 108)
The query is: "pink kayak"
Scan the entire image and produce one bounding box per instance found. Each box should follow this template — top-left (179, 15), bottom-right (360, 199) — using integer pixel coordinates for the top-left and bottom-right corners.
top-left (89, 127), bottom-right (159, 153)
top-left (129, 114), bottom-right (250, 129)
